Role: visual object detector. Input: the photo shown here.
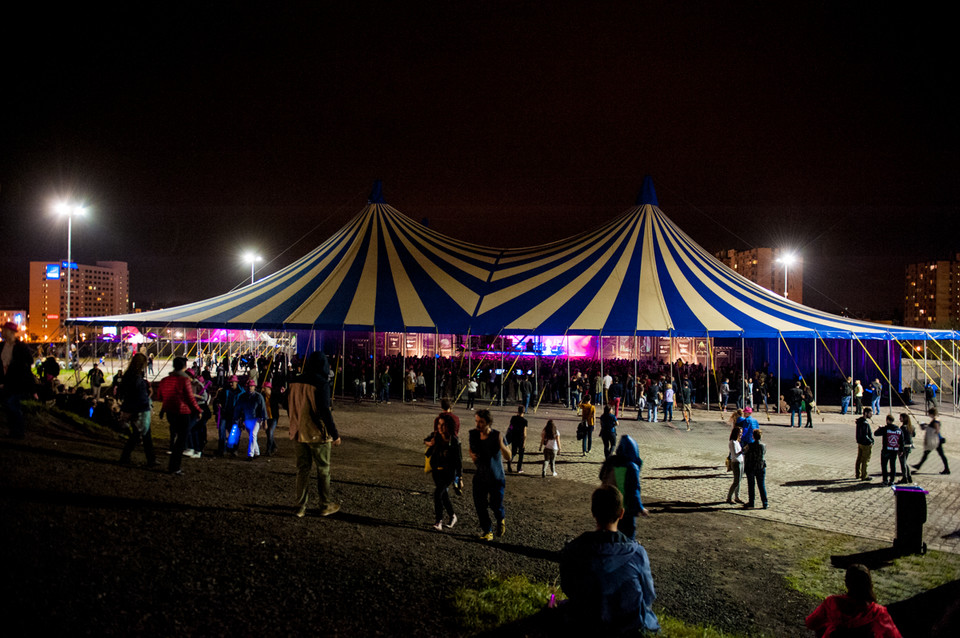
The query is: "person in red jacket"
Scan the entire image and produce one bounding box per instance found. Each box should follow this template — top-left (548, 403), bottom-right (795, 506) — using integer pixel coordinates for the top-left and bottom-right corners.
top-left (806, 564), bottom-right (901, 637)
top-left (156, 356), bottom-right (200, 475)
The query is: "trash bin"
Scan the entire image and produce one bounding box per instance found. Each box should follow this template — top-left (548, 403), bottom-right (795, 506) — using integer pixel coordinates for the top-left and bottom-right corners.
top-left (892, 485), bottom-right (928, 555)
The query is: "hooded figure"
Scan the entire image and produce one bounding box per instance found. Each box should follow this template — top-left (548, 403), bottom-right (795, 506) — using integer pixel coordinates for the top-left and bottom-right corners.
top-left (599, 435), bottom-right (648, 539)
top-left (560, 485), bottom-right (659, 636)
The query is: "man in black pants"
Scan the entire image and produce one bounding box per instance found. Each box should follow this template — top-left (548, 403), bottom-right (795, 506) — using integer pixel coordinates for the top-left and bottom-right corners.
top-left (506, 405), bottom-right (528, 474)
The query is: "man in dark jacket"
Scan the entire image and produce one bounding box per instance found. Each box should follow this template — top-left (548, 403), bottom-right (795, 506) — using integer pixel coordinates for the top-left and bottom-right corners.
top-left (1, 322), bottom-right (37, 438)
top-left (855, 408), bottom-right (875, 481)
top-left (786, 381), bottom-right (804, 428)
top-left (873, 414), bottom-right (902, 486)
top-left (288, 351), bottom-right (341, 518)
top-left (560, 485), bottom-right (659, 636)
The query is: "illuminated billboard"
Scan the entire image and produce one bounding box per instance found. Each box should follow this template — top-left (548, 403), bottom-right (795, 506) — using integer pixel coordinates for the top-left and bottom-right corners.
top-left (45, 264), bottom-right (61, 279)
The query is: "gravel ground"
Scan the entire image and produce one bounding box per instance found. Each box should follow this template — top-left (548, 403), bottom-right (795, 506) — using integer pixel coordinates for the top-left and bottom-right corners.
top-left (0, 399), bottom-right (912, 637)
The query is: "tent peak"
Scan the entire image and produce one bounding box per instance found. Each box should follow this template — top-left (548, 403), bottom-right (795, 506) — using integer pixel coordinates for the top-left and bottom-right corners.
top-left (636, 176), bottom-right (658, 207)
top-left (368, 180), bottom-right (386, 204)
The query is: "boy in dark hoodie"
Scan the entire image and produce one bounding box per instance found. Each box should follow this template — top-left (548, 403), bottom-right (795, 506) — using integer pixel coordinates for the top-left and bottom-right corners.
top-left (599, 435), bottom-right (650, 540)
top-left (874, 414), bottom-right (902, 486)
top-left (560, 485), bottom-right (659, 636)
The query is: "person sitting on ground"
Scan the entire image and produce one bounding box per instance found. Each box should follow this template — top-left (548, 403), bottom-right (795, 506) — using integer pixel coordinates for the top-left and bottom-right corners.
top-left (560, 484), bottom-right (659, 636)
top-left (805, 563), bottom-right (901, 637)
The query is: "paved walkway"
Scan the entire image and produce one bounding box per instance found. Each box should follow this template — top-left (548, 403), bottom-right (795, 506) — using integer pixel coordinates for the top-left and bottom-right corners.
top-left (526, 403), bottom-right (960, 554)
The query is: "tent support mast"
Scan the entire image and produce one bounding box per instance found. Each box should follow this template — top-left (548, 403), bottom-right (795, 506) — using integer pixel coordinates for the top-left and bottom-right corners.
top-left (634, 334), bottom-right (638, 415)
top-left (887, 337), bottom-right (893, 416)
top-left (434, 329), bottom-right (438, 404)
top-left (744, 332), bottom-right (747, 408)
top-left (500, 337), bottom-right (504, 407)
top-left (566, 335), bottom-right (571, 409)
top-left (706, 331), bottom-right (711, 414)
top-left (777, 334), bottom-right (781, 413)
top-left (373, 327), bottom-right (377, 403)
top-left (599, 332), bottom-right (604, 406)
top-left (342, 328), bottom-right (346, 399)
top-left (813, 336), bottom-right (818, 408)
top-left (402, 328), bottom-right (407, 404)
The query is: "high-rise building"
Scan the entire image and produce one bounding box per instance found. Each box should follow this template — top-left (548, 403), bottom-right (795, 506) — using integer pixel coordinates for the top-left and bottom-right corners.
top-left (28, 261), bottom-right (130, 341)
top-left (714, 247), bottom-right (803, 303)
top-left (904, 255), bottom-right (960, 329)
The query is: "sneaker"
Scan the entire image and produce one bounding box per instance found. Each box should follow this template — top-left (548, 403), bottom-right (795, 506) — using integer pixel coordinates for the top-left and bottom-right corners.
top-left (432, 522), bottom-right (443, 531)
top-left (319, 503), bottom-right (341, 517)
top-left (497, 519), bottom-right (506, 537)
top-left (516, 470), bottom-right (524, 475)
top-left (445, 514), bottom-right (458, 529)
top-left (552, 472), bottom-right (558, 477)
top-left (941, 470), bottom-right (951, 475)
top-left (478, 531), bottom-right (494, 541)
top-left (296, 505), bottom-right (307, 518)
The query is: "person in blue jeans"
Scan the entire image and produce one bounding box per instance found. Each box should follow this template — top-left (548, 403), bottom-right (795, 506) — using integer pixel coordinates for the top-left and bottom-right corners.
top-left (469, 409), bottom-right (511, 540)
top-left (598, 404), bottom-right (618, 458)
top-left (579, 396), bottom-right (596, 455)
top-left (743, 429), bottom-right (768, 508)
top-left (645, 384), bottom-right (660, 422)
top-left (840, 377), bottom-right (852, 415)
top-left (870, 378), bottom-right (883, 415)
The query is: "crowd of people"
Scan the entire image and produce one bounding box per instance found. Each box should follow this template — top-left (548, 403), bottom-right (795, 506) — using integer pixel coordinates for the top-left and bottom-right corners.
top-left (0, 326), bottom-right (948, 636)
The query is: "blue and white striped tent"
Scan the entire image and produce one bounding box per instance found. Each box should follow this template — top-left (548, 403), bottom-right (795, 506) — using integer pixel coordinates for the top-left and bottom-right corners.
top-left (82, 179), bottom-right (956, 341)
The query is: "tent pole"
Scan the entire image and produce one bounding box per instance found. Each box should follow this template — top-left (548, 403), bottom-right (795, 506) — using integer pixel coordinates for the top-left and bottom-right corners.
top-left (373, 327), bottom-right (378, 403)
top-left (403, 329), bottom-right (407, 404)
top-left (777, 334), bottom-right (781, 414)
top-left (500, 337), bottom-right (504, 407)
top-left (938, 340), bottom-right (943, 409)
top-left (850, 339), bottom-right (854, 408)
top-left (566, 335), bottom-right (571, 409)
top-left (342, 328), bottom-right (346, 399)
top-left (602, 334), bottom-right (607, 403)
top-left (741, 336), bottom-right (746, 410)
top-left (813, 335), bottom-right (818, 408)
top-left (706, 331), bottom-right (711, 414)
top-left (887, 338), bottom-right (893, 416)
top-left (634, 334), bottom-right (638, 414)
top-left (434, 329), bottom-right (438, 404)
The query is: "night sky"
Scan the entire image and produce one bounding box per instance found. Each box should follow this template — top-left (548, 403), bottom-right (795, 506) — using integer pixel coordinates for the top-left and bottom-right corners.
top-left (2, 2), bottom-right (956, 321)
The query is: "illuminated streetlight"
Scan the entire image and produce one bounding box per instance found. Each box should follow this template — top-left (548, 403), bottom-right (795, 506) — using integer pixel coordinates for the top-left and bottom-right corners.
top-left (55, 201), bottom-right (87, 326)
top-left (776, 252), bottom-right (796, 299)
top-left (243, 252), bottom-right (262, 285)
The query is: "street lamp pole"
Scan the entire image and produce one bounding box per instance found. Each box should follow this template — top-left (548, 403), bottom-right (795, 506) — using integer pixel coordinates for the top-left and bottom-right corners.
top-left (776, 252), bottom-right (796, 299)
top-left (56, 202), bottom-right (86, 340)
top-left (244, 252), bottom-right (262, 285)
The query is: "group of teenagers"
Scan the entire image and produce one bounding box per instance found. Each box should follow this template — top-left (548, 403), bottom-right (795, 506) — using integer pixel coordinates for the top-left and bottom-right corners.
top-left (855, 406), bottom-right (950, 485)
top-left (423, 401), bottom-right (650, 541)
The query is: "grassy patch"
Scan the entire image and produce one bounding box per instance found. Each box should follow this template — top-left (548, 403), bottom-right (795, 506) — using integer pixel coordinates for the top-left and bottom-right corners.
top-left (452, 572), bottom-right (562, 631)
top-left (657, 613), bottom-right (751, 637)
top-left (452, 573), bottom-right (749, 637)
top-left (784, 541), bottom-right (960, 605)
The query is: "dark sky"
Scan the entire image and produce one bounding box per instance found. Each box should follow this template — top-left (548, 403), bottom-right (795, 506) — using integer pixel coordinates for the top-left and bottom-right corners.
top-left (2, 2), bottom-right (957, 320)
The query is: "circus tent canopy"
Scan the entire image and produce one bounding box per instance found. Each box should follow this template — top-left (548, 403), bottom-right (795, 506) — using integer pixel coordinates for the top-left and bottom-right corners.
top-left (80, 179), bottom-right (956, 341)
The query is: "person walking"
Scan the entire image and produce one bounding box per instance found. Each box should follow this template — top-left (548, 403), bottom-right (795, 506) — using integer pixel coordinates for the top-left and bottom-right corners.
top-left (897, 413), bottom-right (915, 483)
top-left (913, 408), bottom-right (950, 475)
top-left (86, 363), bottom-right (105, 402)
top-left (599, 436), bottom-right (650, 539)
top-left (855, 408), bottom-right (875, 481)
top-left (425, 413), bottom-right (461, 531)
top-left (540, 420), bottom-right (560, 477)
top-left (236, 379), bottom-right (266, 459)
top-left (465, 377), bottom-right (478, 410)
top-left (468, 409), bottom-right (511, 541)
top-left (156, 356), bottom-right (201, 476)
top-left (599, 404), bottom-right (618, 458)
top-left (289, 351), bottom-right (342, 517)
top-left (118, 353), bottom-right (156, 467)
top-left (505, 405), bottom-right (528, 474)
top-left (579, 395), bottom-right (596, 455)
